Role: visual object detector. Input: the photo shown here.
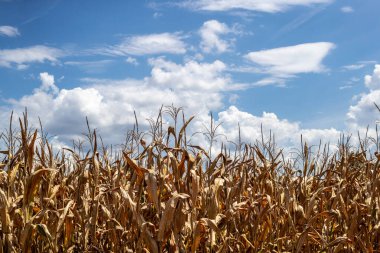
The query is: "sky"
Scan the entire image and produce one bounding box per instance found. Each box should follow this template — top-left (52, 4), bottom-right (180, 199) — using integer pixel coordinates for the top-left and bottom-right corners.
top-left (0, 0), bottom-right (380, 151)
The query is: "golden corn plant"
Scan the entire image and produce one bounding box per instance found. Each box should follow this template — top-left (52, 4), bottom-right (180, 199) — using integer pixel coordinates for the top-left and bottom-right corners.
top-left (0, 107), bottom-right (379, 252)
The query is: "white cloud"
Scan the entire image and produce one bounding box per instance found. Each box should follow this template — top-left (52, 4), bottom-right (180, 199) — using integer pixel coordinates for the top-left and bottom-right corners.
top-left (0, 45), bottom-right (63, 69)
top-left (299, 128), bottom-right (341, 145)
top-left (100, 33), bottom-right (186, 56)
top-left (364, 64), bottom-right (380, 91)
top-left (199, 20), bottom-right (232, 53)
top-left (254, 77), bottom-right (286, 87)
top-left (184, 53), bottom-right (205, 62)
top-left (244, 42), bottom-right (335, 85)
top-left (339, 85), bottom-right (352, 90)
top-left (217, 106), bottom-right (299, 144)
top-left (347, 90), bottom-right (380, 127)
top-left (16, 64), bottom-right (29, 70)
top-left (38, 72), bottom-right (59, 94)
top-left (215, 106), bottom-right (341, 152)
top-left (126, 56), bottom-right (138, 66)
top-left (148, 57), bottom-right (236, 92)
top-left (342, 64), bottom-right (365, 71)
top-left (228, 94), bottom-right (239, 104)
top-left (245, 42), bottom-right (335, 76)
top-left (346, 65), bottom-right (380, 142)
top-left (1, 58), bottom-right (343, 154)
top-left (341, 6), bottom-right (354, 13)
top-left (0, 26), bottom-right (20, 37)
top-left (339, 77), bottom-right (360, 90)
top-left (181, 0), bottom-right (332, 13)
top-left (1, 59), bottom-right (238, 144)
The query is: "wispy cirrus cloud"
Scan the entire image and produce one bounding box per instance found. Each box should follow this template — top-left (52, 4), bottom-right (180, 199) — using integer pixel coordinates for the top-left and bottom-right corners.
top-left (339, 77), bottom-right (360, 90)
top-left (342, 64), bottom-right (365, 71)
top-left (273, 4), bottom-right (329, 40)
top-left (179, 0), bottom-right (333, 13)
top-left (64, 60), bottom-right (113, 73)
top-left (0, 25), bottom-right (20, 37)
top-left (0, 45), bottom-right (64, 69)
top-left (96, 33), bottom-right (187, 56)
top-left (342, 61), bottom-right (376, 71)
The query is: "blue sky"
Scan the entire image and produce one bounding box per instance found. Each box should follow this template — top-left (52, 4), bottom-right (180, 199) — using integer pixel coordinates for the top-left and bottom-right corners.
top-left (1, 0), bottom-right (380, 149)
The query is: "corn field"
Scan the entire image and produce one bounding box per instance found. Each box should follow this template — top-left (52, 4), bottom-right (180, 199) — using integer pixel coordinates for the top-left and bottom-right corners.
top-left (0, 107), bottom-right (380, 253)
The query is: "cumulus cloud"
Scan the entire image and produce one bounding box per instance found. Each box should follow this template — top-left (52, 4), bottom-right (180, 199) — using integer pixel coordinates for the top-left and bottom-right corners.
top-left (38, 72), bottom-right (59, 94)
top-left (347, 90), bottom-right (380, 128)
top-left (346, 65), bottom-right (380, 143)
top-left (364, 64), bottom-right (380, 90)
top-left (180, 0), bottom-right (332, 13)
top-left (0, 45), bottom-right (63, 69)
top-left (217, 106), bottom-right (299, 144)
top-left (0, 25), bottom-right (20, 37)
top-left (216, 106), bottom-right (340, 151)
top-left (342, 64), bottom-right (365, 71)
top-left (148, 57), bottom-right (237, 92)
top-left (99, 33), bottom-right (186, 56)
top-left (1, 59), bottom-right (237, 144)
top-left (299, 128), bottom-right (341, 146)
top-left (199, 20), bottom-right (232, 53)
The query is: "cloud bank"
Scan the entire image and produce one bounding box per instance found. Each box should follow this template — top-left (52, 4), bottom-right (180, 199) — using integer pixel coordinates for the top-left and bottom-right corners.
top-left (1, 58), bottom-right (342, 153)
